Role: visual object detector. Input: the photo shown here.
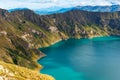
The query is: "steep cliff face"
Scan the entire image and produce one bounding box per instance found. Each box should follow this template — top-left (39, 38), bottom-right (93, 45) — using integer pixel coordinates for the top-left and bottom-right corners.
top-left (0, 9), bottom-right (45, 70)
top-left (0, 8), bottom-right (120, 70)
top-left (14, 9), bottom-right (120, 37)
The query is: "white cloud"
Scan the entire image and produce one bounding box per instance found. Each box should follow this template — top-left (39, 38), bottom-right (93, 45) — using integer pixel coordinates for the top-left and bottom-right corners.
top-left (0, 0), bottom-right (120, 10)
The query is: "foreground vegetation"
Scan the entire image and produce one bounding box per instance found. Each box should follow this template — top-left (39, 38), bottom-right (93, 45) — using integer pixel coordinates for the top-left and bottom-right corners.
top-left (0, 61), bottom-right (54, 80)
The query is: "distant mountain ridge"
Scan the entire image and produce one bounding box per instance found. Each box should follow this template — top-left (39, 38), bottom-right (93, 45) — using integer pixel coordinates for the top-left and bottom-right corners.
top-left (8, 5), bottom-right (120, 15)
top-left (75, 5), bottom-right (120, 12)
top-left (8, 8), bottom-right (29, 12)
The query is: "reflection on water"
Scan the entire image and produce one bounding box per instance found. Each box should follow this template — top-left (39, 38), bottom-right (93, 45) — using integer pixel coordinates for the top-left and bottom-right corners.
top-left (38, 36), bottom-right (120, 80)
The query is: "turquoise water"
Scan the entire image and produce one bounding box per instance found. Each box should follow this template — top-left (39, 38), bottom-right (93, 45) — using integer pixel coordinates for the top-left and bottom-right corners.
top-left (38, 36), bottom-right (120, 80)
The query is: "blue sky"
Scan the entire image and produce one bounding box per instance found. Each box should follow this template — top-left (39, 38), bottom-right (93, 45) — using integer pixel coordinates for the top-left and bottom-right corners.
top-left (0, 0), bottom-right (120, 10)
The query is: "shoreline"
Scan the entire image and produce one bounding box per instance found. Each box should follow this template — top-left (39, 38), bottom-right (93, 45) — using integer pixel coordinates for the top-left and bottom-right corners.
top-left (37, 35), bottom-right (108, 65)
top-left (37, 35), bottom-right (120, 74)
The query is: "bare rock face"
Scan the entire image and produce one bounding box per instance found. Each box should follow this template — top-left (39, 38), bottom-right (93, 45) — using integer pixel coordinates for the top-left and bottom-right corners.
top-left (48, 26), bottom-right (58, 33)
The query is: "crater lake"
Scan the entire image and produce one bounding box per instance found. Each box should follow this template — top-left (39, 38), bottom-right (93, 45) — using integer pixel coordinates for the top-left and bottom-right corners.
top-left (38, 36), bottom-right (120, 80)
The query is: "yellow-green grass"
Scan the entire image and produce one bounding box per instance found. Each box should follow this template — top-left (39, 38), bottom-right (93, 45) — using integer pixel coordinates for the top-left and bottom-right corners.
top-left (0, 61), bottom-right (55, 80)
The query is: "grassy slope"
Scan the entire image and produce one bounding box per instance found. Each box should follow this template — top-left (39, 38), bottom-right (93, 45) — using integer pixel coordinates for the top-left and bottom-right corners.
top-left (0, 61), bottom-right (54, 80)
